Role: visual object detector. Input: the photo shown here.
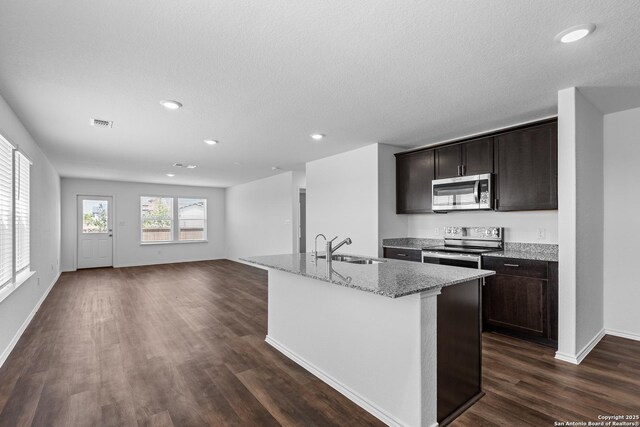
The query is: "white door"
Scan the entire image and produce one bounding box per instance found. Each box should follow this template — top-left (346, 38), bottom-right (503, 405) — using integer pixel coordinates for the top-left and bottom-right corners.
top-left (77, 196), bottom-right (113, 269)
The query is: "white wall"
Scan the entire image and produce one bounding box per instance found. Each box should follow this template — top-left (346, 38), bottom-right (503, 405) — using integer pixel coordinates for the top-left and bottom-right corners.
top-left (556, 87), bottom-right (604, 363)
top-left (61, 178), bottom-right (225, 270)
top-left (307, 144), bottom-right (390, 258)
top-left (225, 171), bottom-right (301, 260)
top-left (307, 144), bottom-right (379, 257)
top-left (574, 89), bottom-right (604, 351)
top-left (0, 95), bottom-right (61, 366)
top-left (407, 211), bottom-right (558, 243)
top-left (603, 106), bottom-right (640, 339)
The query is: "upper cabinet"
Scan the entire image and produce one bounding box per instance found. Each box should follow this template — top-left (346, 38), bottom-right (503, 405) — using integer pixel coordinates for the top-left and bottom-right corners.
top-left (396, 149), bottom-right (434, 214)
top-left (395, 119), bottom-right (558, 214)
top-left (494, 122), bottom-right (558, 211)
top-left (463, 137), bottom-right (494, 176)
top-left (435, 137), bottom-right (494, 179)
top-left (434, 144), bottom-right (462, 179)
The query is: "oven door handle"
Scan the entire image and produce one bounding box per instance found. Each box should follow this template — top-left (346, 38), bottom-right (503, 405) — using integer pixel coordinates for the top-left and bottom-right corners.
top-left (422, 251), bottom-right (480, 262)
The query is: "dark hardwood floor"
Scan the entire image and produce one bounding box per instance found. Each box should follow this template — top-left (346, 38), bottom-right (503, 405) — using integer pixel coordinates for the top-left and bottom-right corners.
top-left (0, 260), bottom-right (638, 426)
top-left (0, 261), bottom-right (383, 427)
top-left (455, 333), bottom-right (640, 426)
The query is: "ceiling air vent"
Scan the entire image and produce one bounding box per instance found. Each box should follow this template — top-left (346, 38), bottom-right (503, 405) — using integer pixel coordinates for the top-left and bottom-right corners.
top-left (90, 118), bottom-right (113, 128)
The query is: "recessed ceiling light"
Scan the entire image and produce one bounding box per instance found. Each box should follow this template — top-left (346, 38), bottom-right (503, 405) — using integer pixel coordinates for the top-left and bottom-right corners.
top-left (185, 164), bottom-right (197, 169)
top-left (204, 139), bottom-right (219, 145)
top-left (310, 133), bottom-right (325, 141)
top-left (160, 100), bottom-right (183, 110)
top-left (166, 173), bottom-right (175, 177)
top-left (555, 24), bottom-right (596, 43)
top-left (271, 166), bottom-right (281, 171)
top-left (173, 163), bottom-right (184, 168)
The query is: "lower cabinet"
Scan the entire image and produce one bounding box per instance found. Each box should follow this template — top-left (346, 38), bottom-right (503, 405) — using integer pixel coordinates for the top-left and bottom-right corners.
top-left (481, 257), bottom-right (558, 347)
top-left (382, 247), bottom-right (422, 262)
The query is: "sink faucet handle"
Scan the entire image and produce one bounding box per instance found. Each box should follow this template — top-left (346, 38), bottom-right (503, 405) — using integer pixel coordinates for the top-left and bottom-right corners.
top-left (329, 236), bottom-right (338, 242)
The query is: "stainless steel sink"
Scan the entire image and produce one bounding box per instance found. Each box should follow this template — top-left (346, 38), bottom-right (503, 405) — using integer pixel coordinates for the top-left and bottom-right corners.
top-left (317, 254), bottom-right (384, 264)
top-left (345, 259), bottom-right (383, 264)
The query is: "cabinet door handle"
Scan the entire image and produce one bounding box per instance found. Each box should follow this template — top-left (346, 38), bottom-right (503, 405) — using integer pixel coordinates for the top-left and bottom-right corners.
top-left (457, 165), bottom-right (461, 176)
top-left (504, 263), bottom-right (520, 267)
top-left (462, 164), bottom-right (466, 176)
top-left (397, 253), bottom-right (408, 257)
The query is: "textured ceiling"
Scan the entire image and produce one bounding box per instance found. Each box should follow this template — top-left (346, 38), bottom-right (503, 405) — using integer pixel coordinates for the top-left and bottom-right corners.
top-left (1, 1), bottom-right (639, 187)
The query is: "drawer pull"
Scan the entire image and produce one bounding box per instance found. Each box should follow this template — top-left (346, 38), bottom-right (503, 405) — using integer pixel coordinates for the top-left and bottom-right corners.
top-left (504, 263), bottom-right (520, 267)
top-left (397, 253), bottom-right (408, 257)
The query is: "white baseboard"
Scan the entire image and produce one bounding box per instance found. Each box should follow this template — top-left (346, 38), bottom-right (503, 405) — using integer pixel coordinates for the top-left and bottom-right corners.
top-left (555, 328), bottom-right (606, 365)
top-left (605, 328), bottom-right (640, 342)
top-left (114, 256), bottom-right (225, 269)
top-left (0, 272), bottom-right (61, 369)
top-left (230, 257), bottom-right (268, 269)
top-left (265, 335), bottom-right (427, 427)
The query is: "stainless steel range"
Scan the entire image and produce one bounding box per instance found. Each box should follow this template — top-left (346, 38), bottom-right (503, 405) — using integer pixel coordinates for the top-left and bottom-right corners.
top-left (422, 226), bottom-right (503, 269)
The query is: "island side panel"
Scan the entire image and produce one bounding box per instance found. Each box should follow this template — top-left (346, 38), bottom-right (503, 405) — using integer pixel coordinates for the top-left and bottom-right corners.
top-left (436, 279), bottom-right (483, 425)
top-left (266, 268), bottom-right (437, 427)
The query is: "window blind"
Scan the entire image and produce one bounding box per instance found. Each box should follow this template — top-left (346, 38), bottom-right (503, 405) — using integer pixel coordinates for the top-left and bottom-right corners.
top-left (0, 138), bottom-right (13, 287)
top-left (15, 152), bottom-right (30, 273)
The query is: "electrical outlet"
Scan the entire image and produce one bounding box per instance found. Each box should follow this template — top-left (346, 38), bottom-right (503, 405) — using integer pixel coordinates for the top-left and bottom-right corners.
top-left (537, 228), bottom-right (546, 240)
top-left (434, 227), bottom-right (441, 236)
top-left (157, 250), bottom-right (162, 255)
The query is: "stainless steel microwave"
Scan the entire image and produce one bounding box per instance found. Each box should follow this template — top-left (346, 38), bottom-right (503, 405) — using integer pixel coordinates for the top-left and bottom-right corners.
top-left (432, 173), bottom-right (493, 211)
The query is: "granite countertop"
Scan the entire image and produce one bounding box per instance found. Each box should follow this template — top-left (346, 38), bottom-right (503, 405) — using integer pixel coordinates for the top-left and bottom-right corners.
top-left (481, 243), bottom-right (558, 262)
top-left (241, 253), bottom-right (494, 299)
top-left (382, 237), bottom-right (443, 251)
top-left (382, 238), bottom-right (558, 262)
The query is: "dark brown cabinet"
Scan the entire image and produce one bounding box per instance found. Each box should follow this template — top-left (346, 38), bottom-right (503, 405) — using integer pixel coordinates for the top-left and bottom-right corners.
top-left (383, 247), bottom-right (422, 262)
top-left (435, 144), bottom-right (462, 179)
top-left (482, 257), bottom-right (558, 347)
top-left (435, 137), bottom-right (493, 179)
top-left (463, 137), bottom-right (494, 176)
top-left (494, 122), bottom-right (558, 211)
top-left (395, 119), bottom-right (557, 214)
top-left (395, 149), bottom-right (434, 214)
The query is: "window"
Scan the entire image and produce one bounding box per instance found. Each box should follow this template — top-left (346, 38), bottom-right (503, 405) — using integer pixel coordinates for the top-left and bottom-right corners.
top-left (15, 152), bottom-right (30, 273)
top-left (0, 134), bottom-right (32, 292)
top-left (0, 138), bottom-right (12, 286)
top-left (82, 199), bottom-right (109, 233)
top-left (141, 196), bottom-right (173, 242)
top-left (178, 198), bottom-right (207, 241)
top-left (140, 196), bottom-right (207, 243)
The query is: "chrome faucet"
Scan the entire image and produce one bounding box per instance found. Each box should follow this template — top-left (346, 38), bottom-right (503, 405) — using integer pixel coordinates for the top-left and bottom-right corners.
top-left (313, 233), bottom-right (327, 262)
top-left (326, 236), bottom-right (352, 261)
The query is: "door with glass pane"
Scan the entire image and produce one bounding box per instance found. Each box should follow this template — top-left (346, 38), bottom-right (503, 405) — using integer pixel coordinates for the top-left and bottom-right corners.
top-left (77, 196), bottom-right (113, 269)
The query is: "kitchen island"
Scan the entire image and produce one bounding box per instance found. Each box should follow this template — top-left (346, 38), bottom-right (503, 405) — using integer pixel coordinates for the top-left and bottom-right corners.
top-left (242, 253), bottom-right (495, 427)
